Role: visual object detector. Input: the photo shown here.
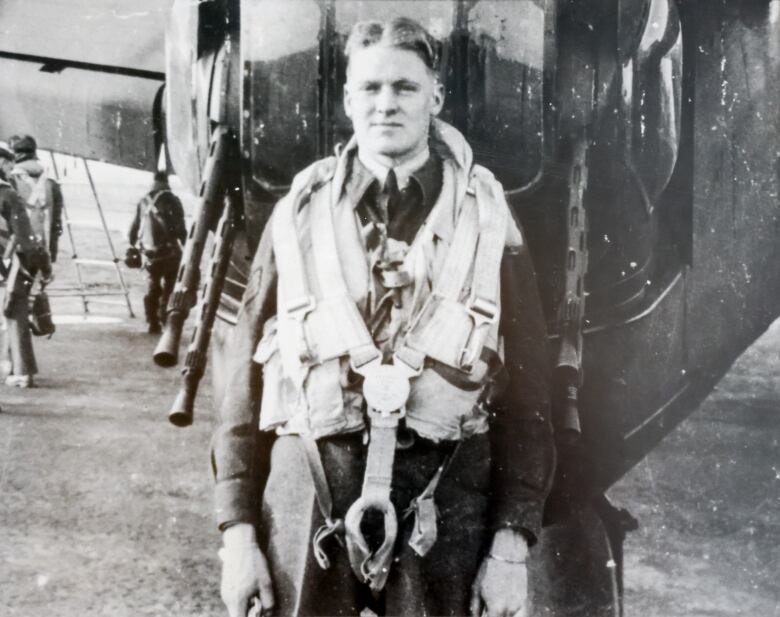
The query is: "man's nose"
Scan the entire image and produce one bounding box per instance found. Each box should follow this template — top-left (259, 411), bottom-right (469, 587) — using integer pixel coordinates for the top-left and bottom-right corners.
top-left (375, 86), bottom-right (399, 114)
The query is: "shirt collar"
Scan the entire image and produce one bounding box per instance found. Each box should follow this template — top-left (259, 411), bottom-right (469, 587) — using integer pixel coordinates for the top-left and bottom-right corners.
top-left (357, 146), bottom-right (430, 191)
top-left (345, 149), bottom-right (443, 218)
top-left (337, 133), bottom-right (459, 244)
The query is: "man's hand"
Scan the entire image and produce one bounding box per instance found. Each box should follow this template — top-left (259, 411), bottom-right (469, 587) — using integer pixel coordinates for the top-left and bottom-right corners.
top-left (219, 524), bottom-right (274, 617)
top-left (470, 528), bottom-right (529, 617)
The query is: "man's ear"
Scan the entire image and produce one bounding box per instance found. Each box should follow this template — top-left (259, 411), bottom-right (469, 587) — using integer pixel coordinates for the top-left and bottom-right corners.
top-left (343, 83), bottom-right (354, 121)
top-left (431, 80), bottom-right (444, 116)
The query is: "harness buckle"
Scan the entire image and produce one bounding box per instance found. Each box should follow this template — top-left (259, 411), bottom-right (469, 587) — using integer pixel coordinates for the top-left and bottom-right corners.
top-left (393, 345), bottom-right (425, 377)
top-left (459, 295), bottom-right (498, 372)
top-left (282, 294), bottom-right (316, 320)
top-left (367, 405), bottom-right (406, 426)
top-left (362, 363), bottom-right (411, 416)
top-left (349, 345), bottom-right (382, 374)
top-left (312, 517), bottom-right (345, 570)
top-left (466, 295), bottom-right (498, 327)
top-left (281, 295), bottom-right (316, 363)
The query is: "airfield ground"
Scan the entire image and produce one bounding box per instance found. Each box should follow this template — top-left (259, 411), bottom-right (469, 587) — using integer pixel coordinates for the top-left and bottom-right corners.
top-left (0, 160), bottom-right (777, 616)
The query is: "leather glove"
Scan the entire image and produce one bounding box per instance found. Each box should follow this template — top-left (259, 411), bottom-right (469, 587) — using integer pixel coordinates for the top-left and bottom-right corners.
top-left (219, 524), bottom-right (275, 617)
top-left (470, 528), bottom-right (529, 617)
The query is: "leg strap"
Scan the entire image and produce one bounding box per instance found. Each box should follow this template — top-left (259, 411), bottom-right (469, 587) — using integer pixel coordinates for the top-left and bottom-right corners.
top-left (344, 412), bottom-right (401, 592)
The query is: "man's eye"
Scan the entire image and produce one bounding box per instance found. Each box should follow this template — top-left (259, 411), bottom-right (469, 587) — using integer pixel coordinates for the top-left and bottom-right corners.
top-left (362, 84), bottom-right (380, 93)
top-left (397, 84), bottom-right (418, 93)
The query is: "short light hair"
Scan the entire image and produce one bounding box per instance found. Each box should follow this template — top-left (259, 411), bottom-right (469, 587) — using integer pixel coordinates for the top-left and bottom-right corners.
top-left (344, 17), bottom-right (439, 74)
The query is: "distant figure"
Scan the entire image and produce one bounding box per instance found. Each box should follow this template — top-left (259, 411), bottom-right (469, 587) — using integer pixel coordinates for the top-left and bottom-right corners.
top-left (0, 142), bottom-right (52, 388)
top-left (128, 171), bottom-right (187, 334)
top-left (7, 134), bottom-right (64, 264)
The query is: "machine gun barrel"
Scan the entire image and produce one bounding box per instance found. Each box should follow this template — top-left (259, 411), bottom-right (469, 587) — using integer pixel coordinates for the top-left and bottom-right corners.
top-left (554, 139), bottom-right (589, 434)
top-left (168, 192), bottom-right (238, 427)
top-left (153, 126), bottom-right (234, 368)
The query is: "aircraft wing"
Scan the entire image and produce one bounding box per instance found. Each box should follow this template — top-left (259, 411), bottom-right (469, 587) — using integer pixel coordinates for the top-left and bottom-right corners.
top-left (0, 0), bottom-right (170, 170)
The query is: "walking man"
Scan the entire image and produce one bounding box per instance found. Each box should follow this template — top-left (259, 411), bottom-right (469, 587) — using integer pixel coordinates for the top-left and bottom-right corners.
top-left (128, 171), bottom-right (187, 334)
top-left (0, 142), bottom-right (52, 388)
top-left (8, 134), bottom-right (64, 264)
top-left (214, 17), bottom-right (555, 617)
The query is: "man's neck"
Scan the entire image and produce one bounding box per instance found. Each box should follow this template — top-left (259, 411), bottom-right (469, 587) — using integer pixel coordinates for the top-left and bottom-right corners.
top-left (358, 146), bottom-right (430, 190)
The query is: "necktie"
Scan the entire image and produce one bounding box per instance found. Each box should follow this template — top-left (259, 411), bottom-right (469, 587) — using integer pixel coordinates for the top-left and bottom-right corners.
top-left (367, 168), bottom-right (412, 349)
top-left (383, 168), bottom-right (401, 225)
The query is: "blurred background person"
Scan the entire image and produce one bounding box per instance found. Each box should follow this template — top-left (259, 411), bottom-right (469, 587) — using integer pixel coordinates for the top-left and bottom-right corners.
top-left (127, 171), bottom-right (186, 334)
top-left (8, 134), bottom-right (64, 264)
top-left (0, 142), bottom-right (52, 388)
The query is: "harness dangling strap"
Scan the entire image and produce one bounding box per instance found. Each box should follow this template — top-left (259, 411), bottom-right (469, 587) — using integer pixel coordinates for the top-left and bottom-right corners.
top-left (404, 441), bottom-right (462, 557)
top-left (298, 437), bottom-right (344, 570)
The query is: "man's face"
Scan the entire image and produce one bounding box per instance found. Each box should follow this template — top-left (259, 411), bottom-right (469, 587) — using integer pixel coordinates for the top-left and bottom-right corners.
top-left (344, 45), bottom-right (443, 164)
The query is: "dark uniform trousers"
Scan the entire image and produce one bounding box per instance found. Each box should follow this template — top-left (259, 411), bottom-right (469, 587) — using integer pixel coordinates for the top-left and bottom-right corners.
top-left (258, 432), bottom-right (491, 616)
top-left (4, 282), bottom-right (37, 376)
top-left (143, 254), bottom-right (180, 328)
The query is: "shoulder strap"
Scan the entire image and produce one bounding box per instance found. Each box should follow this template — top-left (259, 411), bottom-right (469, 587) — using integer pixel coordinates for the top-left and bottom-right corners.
top-left (430, 168), bottom-right (480, 301)
top-left (272, 192), bottom-right (313, 317)
top-left (21, 172), bottom-right (49, 208)
top-left (272, 158), bottom-right (336, 314)
top-left (274, 151), bottom-right (378, 369)
top-left (271, 158), bottom-right (345, 370)
top-left (397, 169), bottom-right (507, 373)
top-left (137, 194), bottom-right (154, 241)
top-left (306, 172), bottom-right (377, 365)
top-left (149, 190), bottom-right (170, 208)
top-left (469, 170), bottom-right (508, 317)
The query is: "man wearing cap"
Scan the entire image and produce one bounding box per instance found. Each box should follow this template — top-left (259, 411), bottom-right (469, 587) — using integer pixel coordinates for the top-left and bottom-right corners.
top-left (0, 142), bottom-right (52, 388)
top-left (127, 171), bottom-right (187, 334)
top-left (214, 17), bottom-right (554, 617)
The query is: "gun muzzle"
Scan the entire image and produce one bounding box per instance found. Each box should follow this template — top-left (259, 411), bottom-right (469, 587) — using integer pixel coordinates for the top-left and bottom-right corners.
top-left (168, 386), bottom-right (195, 427)
top-left (554, 365), bottom-right (582, 435)
top-left (153, 312), bottom-right (186, 367)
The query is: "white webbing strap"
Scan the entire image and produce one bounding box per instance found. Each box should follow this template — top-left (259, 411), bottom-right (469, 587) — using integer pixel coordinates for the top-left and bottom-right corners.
top-left (27, 174), bottom-right (49, 209)
top-left (307, 172), bottom-right (378, 365)
top-left (305, 295), bottom-right (376, 362)
top-left (137, 191), bottom-right (168, 242)
top-left (310, 166), bottom-right (349, 298)
top-left (429, 165), bottom-right (479, 301)
top-left (459, 177), bottom-right (508, 370)
top-left (471, 179), bottom-right (507, 306)
top-left (137, 195), bottom-right (150, 243)
top-left (272, 193), bottom-right (316, 364)
top-left (399, 173), bottom-right (507, 372)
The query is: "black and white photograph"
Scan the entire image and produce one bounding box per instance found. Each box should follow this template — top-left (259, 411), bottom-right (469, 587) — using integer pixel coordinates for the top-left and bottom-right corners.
top-left (0, 1), bottom-right (778, 616)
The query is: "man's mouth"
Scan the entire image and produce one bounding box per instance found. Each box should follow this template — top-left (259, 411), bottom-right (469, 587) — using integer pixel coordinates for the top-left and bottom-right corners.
top-left (371, 122), bottom-right (403, 128)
